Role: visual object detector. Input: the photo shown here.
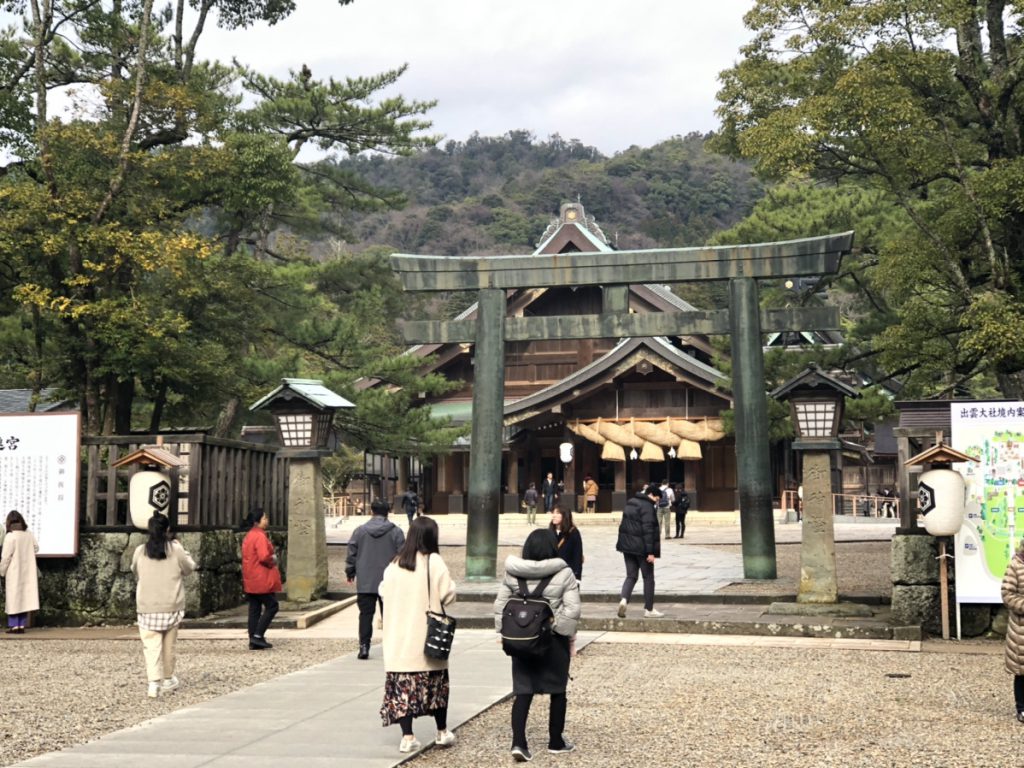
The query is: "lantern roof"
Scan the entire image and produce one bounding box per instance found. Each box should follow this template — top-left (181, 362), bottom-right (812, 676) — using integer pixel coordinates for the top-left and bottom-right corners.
top-left (904, 442), bottom-right (979, 467)
top-left (250, 378), bottom-right (354, 413)
top-left (769, 362), bottom-right (861, 401)
top-left (111, 446), bottom-right (187, 469)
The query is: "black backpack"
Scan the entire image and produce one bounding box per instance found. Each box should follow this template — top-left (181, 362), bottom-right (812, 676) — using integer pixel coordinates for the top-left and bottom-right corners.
top-left (500, 576), bottom-right (554, 660)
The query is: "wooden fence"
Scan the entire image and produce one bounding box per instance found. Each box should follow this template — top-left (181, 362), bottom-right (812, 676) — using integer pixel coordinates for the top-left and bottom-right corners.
top-left (83, 434), bottom-right (288, 529)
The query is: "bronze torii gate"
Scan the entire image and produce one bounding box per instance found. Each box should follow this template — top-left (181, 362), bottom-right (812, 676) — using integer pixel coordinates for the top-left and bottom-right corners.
top-left (391, 232), bottom-right (854, 580)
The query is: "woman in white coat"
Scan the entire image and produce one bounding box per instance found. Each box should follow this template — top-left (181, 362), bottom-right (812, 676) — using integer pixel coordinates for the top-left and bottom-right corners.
top-left (1, 510), bottom-right (39, 634)
top-left (378, 516), bottom-right (457, 754)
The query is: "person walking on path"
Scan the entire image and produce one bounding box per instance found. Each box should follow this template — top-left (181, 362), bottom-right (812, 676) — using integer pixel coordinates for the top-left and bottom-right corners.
top-left (542, 472), bottom-right (558, 513)
top-left (1002, 540), bottom-right (1024, 722)
top-left (400, 485), bottom-right (421, 526)
top-left (1, 511), bottom-right (39, 634)
top-left (494, 528), bottom-right (581, 762)
top-left (583, 475), bottom-right (598, 513)
top-left (378, 516), bottom-right (457, 754)
top-left (658, 479), bottom-right (674, 539)
top-left (674, 486), bottom-right (690, 540)
top-left (241, 508), bottom-right (283, 651)
top-left (524, 482), bottom-right (540, 525)
top-left (347, 497), bottom-right (405, 660)
top-left (132, 513), bottom-right (196, 698)
top-left (550, 505), bottom-right (583, 583)
top-left (616, 482), bottom-right (664, 619)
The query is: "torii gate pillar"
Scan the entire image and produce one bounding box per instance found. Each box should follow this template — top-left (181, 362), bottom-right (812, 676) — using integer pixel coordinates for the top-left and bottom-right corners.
top-left (730, 277), bottom-right (777, 579)
top-left (466, 288), bottom-right (505, 579)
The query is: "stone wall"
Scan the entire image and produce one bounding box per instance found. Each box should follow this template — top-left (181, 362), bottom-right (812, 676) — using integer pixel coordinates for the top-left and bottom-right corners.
top-left (891, 532), bottom-right (1006, 638)
top-left (1, 530), bottom-right (286, 626)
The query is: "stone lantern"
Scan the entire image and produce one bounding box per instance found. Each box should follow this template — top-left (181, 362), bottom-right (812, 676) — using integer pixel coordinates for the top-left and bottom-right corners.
top-left (251, 378), bottom-right (354, 602)
top-left (771, 364), bottom-right (860, 604)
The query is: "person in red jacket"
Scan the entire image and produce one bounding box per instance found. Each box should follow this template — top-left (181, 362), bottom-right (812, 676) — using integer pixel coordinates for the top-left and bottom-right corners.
top-left (241, 508), bottom-right (282, 650)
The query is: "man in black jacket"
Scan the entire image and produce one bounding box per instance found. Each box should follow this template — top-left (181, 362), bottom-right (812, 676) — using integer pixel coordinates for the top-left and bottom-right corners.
top-left (615, 482), bottom-right (664, 619)
top-left (346, 498), bottom-right (405, 659)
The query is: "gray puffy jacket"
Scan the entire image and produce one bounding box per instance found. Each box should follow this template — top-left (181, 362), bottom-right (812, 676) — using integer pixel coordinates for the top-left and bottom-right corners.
top-left (493, 555), bottom-right (581, 637)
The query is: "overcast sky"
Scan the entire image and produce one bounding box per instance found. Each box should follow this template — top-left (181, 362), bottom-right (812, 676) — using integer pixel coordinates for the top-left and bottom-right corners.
top-left (201, 1), bottom-right (756, 156)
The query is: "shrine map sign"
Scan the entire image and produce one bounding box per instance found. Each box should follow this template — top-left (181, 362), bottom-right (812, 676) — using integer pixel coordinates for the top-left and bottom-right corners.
top-left (0, 413), bottom-right (80, 557)
top-left (951, 402), bottom-right (1024, 603)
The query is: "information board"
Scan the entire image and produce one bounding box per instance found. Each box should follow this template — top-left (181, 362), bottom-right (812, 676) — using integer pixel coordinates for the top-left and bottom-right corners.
top-left (951, 402), bottom-right (1024, 603)
top-left (0, 412), bottom-right (81, 557)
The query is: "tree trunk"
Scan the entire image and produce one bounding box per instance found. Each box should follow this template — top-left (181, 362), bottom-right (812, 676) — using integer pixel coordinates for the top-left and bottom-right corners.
top-left (149, 381), bottom-right (167, 433)
top-left (997, 370), bottom-right (1024, 400)
top-left (212, 395), bottom-right (243, 438)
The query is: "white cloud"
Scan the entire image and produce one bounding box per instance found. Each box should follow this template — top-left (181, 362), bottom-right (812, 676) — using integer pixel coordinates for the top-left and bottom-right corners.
top-left (202, 0), bottom-right (755, 155)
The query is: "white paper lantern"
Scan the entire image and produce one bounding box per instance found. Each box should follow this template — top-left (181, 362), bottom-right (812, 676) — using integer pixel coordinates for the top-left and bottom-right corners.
top-left (919, 468), bottom-right (966, 536)
top-left (129, 470), bottom-right (173, 530)
top-left (559, 442), bottom-right (574, 464)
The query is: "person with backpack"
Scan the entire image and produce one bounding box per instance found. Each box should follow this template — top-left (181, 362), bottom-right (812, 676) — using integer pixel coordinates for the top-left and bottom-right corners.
top-left (523, 482), bottom-right (540, 525)
top-left (616, 482), bottom-right (664, 619)
top-left (400, 484), bottom-right (421, 526)
top-left (494, 528), bottom-right (581, 762)
top-left (346, 497), bottom-right (406, 660)
top-left (674, 486), bottom-right (690, 539)
top-left (658, 479), bottom-right (674, 539)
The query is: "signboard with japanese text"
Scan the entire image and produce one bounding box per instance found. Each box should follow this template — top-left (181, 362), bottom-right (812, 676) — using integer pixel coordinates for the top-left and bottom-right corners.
top-left (0, 412), bottom-right (80, 557)
top-left (951, 402), bottom-right (1024, 603)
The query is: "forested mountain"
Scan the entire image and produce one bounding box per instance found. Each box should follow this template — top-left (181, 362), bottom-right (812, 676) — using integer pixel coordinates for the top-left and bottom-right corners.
top-left (328, 131), bottom-right (764, 256)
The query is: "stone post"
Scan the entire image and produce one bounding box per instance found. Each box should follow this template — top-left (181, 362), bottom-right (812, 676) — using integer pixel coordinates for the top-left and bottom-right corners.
top-left (285, 455), bottom-right (327, 602)
top-left (797, 450), bottom-right (838, 603)
top-left (729, 276), bottom-right (778, 579)
top-left (466, 288), bottom-right (506, 579)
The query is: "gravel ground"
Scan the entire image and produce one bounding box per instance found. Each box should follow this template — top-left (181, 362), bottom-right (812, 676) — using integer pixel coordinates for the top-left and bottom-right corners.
top-left (410, 642), bottom-right (1017, 768)
top-left (715, 541), bottom-right (891, 597)
top-left (0, 638), bottom-right (353, 767)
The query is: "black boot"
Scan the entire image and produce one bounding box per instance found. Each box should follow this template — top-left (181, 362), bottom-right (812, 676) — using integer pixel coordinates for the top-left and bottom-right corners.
top-left (357, 643), bottom-right (370, 660)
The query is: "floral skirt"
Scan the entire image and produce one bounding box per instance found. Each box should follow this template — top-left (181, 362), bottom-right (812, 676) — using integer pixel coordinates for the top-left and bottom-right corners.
top-left (380, 670), bottom-right (450, 726)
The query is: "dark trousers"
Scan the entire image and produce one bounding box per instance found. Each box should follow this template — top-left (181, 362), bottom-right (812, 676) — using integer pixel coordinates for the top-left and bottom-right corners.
top-left (398, 707), bottom-right (447, 736)
top-left (1015, 675), bottom-right (1024, 712)
top-left (511, 693), bottom-right (567, 750)
top-left (356, 593), bottom-right (383, 646)
top-left (620, 553), bottom-right (655, 610)
top-left (247, 593), bottom-right (279, 639)
top-left (676, 510), bottom-right (688, 538)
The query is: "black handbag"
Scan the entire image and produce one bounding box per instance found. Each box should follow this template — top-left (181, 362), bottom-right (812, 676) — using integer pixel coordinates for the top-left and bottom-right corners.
top-left (424, 557), bottom-right (456, 660)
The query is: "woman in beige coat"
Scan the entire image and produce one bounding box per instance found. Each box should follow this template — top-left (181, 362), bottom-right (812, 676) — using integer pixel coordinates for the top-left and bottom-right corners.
top-left (1, 511), bottom-right (39, 634)
top-left (132, 513), bottom-right (196, 699)
top-left (1001, 542), bottom-right (1024, 722)
top-left (377, 516), bottom-right (457, 754)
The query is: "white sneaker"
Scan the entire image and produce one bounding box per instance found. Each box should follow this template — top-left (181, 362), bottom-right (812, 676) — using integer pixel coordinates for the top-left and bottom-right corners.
top-left (644, 608), bottom-right (665, 618)
top-left (435, 729), bottom-right (456, 747)
top-left (398, 737), bottom-right (421, 753)
top-left (161, 676), bottom-right (179, 693)
top-left (617, 599), bottom-right (627, 619)
top-left (147, 681), bottom-right (161, 699)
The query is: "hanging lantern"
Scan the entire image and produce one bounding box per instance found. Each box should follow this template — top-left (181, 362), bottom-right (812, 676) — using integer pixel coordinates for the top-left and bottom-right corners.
top-left (129, 470), bottom-right (172, 529)
top-left (559, 441), bottom-right (574, 464)
top-left (919, 468), bottom-right (967, 536)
